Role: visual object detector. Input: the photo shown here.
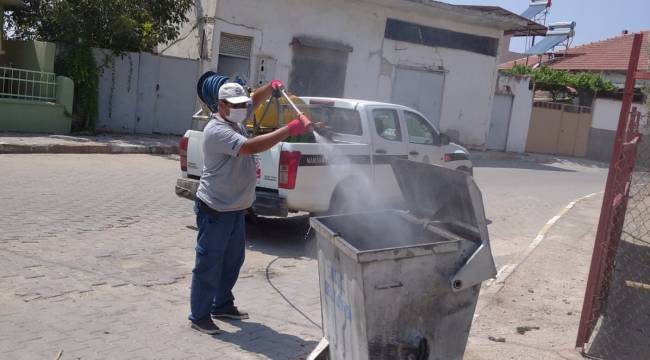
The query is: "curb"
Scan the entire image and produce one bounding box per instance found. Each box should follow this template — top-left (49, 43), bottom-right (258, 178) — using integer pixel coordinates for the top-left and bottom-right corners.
top-left (470, 151), bottom-right (553, 164)
top-left (0, 144), bottom-right (178, 155)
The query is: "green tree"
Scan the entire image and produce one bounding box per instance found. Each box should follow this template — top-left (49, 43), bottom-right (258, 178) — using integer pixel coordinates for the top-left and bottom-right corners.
top-left (568, 72), bottom-right (616, 106)
top-left (5, 0), bottom-right (193, 54)
top-left (3, 0), bottom-right (194, 131)
top-left (532, 66), bottom-right (571, 101)
top-left (504, 65), bottom-right (616, 103)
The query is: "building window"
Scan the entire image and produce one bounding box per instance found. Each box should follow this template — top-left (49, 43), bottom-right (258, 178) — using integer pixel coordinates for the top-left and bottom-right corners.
top-left (384, 18), bottom-right (499, 57)
top-left (217, 33), bottom-right (253, 84)
top-left (289, 37), bottom-right (351, 98)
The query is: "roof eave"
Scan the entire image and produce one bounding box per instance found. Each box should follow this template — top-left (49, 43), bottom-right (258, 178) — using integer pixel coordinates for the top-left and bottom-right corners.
top-left (362, 0), bottom-right (547, 34)
top-left (454, 5), bottom-right (547, 36)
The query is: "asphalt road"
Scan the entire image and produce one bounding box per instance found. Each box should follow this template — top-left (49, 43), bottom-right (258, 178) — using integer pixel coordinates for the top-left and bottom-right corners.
top-left (472, 157), bottom-right (607, 269)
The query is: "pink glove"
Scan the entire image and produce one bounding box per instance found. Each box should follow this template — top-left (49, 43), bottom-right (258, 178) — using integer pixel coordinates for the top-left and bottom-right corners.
top-left (270, 80), bottom-right (284, 91)
top-left (287, 119), bottom-right (307, 136)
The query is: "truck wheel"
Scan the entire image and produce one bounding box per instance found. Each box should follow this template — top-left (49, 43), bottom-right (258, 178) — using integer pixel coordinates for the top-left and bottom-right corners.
top-left (327, 179), bottom-right (372, 215)
top-left (457, 166), bottom-right (473, 177)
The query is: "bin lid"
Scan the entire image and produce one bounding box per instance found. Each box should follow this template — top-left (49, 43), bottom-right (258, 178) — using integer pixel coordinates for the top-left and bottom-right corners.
top-left (390, 159), bottom-right (484, 232)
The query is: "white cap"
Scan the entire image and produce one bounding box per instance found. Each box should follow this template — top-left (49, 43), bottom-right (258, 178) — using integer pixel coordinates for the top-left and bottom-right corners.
top-left (218, 83), bottom-right (251, 104)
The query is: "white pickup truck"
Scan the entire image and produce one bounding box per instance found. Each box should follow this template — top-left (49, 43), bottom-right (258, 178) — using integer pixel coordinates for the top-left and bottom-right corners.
top-left (175, 97), bottom-right (472, 217)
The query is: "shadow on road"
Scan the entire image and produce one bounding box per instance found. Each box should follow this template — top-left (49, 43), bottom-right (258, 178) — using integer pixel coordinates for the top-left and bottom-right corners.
top-left (215, 320), bottom-right (318, 359)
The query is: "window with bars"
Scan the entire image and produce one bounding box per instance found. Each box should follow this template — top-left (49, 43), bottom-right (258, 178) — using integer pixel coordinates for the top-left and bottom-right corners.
top-left (217, 33), bottom-right (253, 84)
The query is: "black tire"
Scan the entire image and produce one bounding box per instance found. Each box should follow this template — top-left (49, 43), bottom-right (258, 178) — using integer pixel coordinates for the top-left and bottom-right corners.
top-left (326, 178), bottom-right (372, 215)
top-left (456, 166), bottom-right (473, 177)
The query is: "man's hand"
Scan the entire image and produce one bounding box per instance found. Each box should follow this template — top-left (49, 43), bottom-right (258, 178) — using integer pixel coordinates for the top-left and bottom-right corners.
top-left (287, 119), bottom-right (308, 136)
top-left (270, 80), bottom-right (284, 98)
top-left (270, 80), bottom-right (284, 91)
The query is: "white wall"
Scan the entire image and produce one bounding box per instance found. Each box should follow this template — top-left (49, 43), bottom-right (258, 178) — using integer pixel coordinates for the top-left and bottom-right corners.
top-left (94, 49), bottom-right (201, 135)
top-left (95, 49), bottom-right (140, 133)
top-left (494, 74), bottom-right (533, 153)
top-left (592, 98), bottom-right (648, 131)
top-left (157, 0), bottom-right (220, 60)
top-left (161, 0), bottom-right (505, 147)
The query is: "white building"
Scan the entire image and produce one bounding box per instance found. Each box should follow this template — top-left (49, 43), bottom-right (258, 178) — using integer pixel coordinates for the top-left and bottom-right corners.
top-left (159, 0), bottom-right (541, 147)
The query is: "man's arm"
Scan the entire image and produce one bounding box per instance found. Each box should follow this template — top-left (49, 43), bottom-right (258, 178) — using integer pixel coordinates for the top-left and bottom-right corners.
top-left (251, 83), bottom-right (272, 110)
top-left (251, 80), bottom-right (284, 110)
top-left (238, 118), bottom-right (307, 155)
top-left (239, 126), bottom-right (290, 155)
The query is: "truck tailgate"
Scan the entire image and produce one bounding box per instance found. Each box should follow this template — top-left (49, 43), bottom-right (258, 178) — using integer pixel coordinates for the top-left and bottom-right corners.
top-left (257, 143), bottom-right (281, 190)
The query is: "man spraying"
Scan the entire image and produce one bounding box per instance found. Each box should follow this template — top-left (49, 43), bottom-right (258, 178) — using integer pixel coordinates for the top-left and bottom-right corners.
top-left (189, 74), bottom-right (311, 334)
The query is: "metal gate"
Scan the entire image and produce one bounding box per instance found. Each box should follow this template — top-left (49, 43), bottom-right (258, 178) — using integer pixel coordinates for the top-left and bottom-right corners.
top-left (392, 67), bottom-right (445, 128)
top-left (487, 94), bottom-right (513, 151)
top-left (96, 50), bottom-right (201, 135)
top-left (576, 33), bottom-right (650, 359)
top-left (525, 102), bottom-right (592, 157)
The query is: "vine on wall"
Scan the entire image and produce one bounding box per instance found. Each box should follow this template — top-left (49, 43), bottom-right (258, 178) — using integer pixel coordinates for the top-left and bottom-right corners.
top-left (55, 44), bottom-right (99, 132)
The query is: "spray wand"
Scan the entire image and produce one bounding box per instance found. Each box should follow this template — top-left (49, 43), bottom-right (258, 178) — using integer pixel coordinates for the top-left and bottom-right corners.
top-left (277, 89), bottom-right (334, 140)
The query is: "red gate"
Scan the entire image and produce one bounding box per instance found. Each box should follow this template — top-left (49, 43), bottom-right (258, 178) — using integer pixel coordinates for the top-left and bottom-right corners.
top-left (576, 33), bottom-right (649, 356)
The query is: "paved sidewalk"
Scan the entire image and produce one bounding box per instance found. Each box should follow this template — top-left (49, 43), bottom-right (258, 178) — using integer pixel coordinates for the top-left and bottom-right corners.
top-left (0, 133), bottom-right (179, 154)
top-left (465, 195), bottom-right (602, 360)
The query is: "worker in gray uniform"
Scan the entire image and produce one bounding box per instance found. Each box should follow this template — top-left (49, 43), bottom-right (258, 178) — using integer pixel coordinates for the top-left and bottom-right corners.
top-left (190, 75), bottom-right (310, 334)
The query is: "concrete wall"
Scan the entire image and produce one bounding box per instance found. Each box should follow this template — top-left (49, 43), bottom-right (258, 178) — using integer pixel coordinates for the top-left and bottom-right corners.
top-left (159, 0), bottom-right (505, 147)
top-left (0, 98), bottom-right (71, 133)
top-left (494, 73), bottom-right (533, 153)
top-left (56, 76), bottom-right (74, 115)
top-left (587, 98), bottom-right (648, 163)
top-left (1, 40), bottom-right (56, 72)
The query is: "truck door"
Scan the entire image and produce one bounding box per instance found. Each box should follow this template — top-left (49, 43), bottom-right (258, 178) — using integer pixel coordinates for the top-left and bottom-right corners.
top-left (402, 110), bottom-right (444, 166)
top-left (367, 107), bottom-right (408, 206)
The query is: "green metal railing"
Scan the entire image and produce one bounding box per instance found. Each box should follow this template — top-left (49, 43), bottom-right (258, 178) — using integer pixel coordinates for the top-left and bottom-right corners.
top-left (0, 66), bottom-right (57, 102)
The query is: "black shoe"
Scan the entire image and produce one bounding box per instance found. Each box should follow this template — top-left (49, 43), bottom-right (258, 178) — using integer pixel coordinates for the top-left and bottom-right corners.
top-left (212, 306), bottom-right (249, 320)
top-left (190, 317), bottom-right (221, 335)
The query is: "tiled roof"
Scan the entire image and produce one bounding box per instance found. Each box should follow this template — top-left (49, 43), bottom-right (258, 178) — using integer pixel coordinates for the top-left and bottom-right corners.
top-left (500, 30), bottom-right (650, 72)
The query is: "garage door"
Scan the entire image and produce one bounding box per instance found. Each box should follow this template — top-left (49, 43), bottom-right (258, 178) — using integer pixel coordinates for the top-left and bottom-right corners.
top-left (391, 67), bottom-right (444, 128)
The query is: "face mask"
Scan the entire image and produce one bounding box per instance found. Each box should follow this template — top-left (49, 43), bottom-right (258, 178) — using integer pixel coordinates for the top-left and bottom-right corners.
top-left (227, 108), bottom-right (248, 124)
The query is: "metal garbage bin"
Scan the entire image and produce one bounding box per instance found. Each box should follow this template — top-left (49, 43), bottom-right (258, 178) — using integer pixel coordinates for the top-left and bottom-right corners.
top-left (309, 159), bottom-right (497, 360)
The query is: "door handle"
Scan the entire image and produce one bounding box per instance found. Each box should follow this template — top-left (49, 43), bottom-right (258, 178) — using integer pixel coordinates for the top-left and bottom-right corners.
top-left (409, 151), bottom-right (419, 156)
top-left (375, 149), bottom-right (387, 154)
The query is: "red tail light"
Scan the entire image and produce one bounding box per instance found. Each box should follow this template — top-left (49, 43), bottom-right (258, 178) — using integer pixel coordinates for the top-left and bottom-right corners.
top-left (179, 137), bottom-right (189, 172)
top-left (443, 153), bottom-right (453, 162)
top-left (279, 151), bottom-right (301, 189)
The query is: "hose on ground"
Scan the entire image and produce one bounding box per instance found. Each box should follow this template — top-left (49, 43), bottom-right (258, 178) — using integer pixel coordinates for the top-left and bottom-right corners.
top-left (265, 256), bottom-right (322, 330)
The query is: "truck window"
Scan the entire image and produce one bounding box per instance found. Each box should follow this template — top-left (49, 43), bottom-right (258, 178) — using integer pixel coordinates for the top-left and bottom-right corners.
top-left (308, 107), bottom-right (362, 136)
top-left (404, 111), bottom-right (437, 145)
top-left (372, 109), bottom-right (402, 142)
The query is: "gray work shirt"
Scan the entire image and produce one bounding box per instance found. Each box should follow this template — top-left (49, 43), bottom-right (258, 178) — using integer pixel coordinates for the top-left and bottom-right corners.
top-left (196, 115), bottom-right (256, 212)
